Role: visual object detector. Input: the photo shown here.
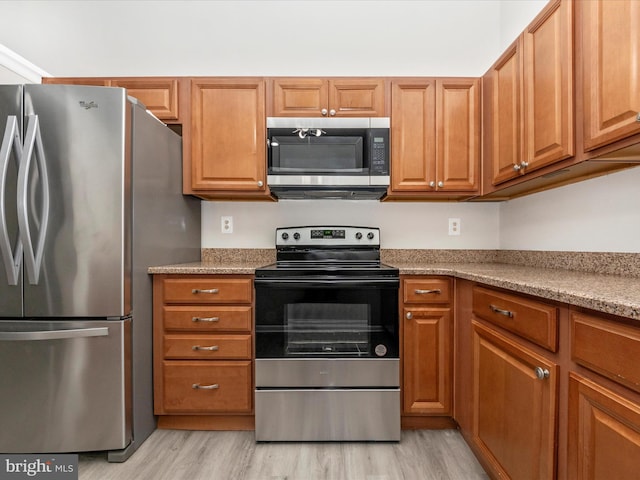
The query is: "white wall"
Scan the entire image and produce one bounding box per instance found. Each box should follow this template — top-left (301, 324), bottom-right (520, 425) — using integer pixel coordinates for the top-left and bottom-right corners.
top-left (0, 65), bottom-right (31, 84)
top-left (203, 201), bottom-right (500, 249)
top-left (499, 166), bottom-right (640, 253)
top-left (0, 1), bottom-right (502, 77)
top-left (498, 0), bottom-right (548, 50)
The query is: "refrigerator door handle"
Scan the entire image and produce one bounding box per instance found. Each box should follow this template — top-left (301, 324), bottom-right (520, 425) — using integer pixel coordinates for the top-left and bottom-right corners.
top-left (0, 116), bottom-right (24, 285)
top-left (0, 327), bottom-right (109, 341)
top-left (17, 115), bottom-right (50, 285)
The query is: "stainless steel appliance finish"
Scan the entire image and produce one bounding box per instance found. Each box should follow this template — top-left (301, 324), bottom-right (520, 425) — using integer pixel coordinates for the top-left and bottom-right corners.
top-left (254, 226), bottom-right (400, 442)
top-left (255, 389), bottom-right (400, 442)
top-left (0, 85), bottom-right (201, 460)
top-left (0, 319), bottom-right (131, 452)
top-left (255, 358), bottom-right (399, 388)
top-left (266, 117), bottom-right (390, 200)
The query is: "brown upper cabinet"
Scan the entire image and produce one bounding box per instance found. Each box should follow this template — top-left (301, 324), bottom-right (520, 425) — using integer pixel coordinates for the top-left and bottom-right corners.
top-left (42, 77), bottom-right (183, 123)
top-left (189, 78), bottom-right (269, 197)
top-left (484, 0), bottom-right (573, 188)
top-left (269, 78), bottom-right (387, 117)
top-left (580, 0), bottom-right (640, 152)
top-left (389, 78), bottom-right (480, 198)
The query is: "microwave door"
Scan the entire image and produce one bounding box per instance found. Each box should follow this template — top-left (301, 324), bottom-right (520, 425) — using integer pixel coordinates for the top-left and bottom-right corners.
top-left (269, 135), bottom-right (365, 175)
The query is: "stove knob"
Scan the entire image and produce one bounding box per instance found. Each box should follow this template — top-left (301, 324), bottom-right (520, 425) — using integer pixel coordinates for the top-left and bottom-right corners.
top-left (281, 232), bottom-right (289, 240)
top-left (293, 232), bottom-right (300, 240)
top-left (367, 232), bottom-right (375, 240)
top-left (355, 232), bottom-right (363, 240)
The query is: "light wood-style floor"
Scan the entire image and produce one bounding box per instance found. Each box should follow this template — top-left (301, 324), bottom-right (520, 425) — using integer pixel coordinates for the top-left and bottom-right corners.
top-left (78, 429), bottom-right (488, 480)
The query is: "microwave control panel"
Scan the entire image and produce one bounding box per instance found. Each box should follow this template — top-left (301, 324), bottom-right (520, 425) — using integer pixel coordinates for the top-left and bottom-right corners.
top-left (368, 128), bottom-right (389, 176)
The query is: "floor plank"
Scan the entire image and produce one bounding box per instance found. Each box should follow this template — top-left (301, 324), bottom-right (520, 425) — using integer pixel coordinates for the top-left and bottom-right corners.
top-left (78, 429), bottom-right (488, 480)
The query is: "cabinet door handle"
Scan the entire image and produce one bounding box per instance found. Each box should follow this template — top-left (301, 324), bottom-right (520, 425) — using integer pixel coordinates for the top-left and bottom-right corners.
top-left (636, 112), bottom-right (640, 122)
top-left (534, 367), bottom-right (550, 380)
top-left (429, 181), bottom-right (436, 188)
top-left (520, 160), bottom-right (529, 168)
top-left (192, 288), bottom-right (219, 294)
top-left (437, 181), bottom-right (444, 188)
top-left (406, 311), bottom-right (413, 320)
top-left (513, 164), bottom-right (521, 171)
top-left (192, 345), bottom-right (219, 351)
top-left (489, 304), bottom-right (514, 318)
top-left (192, 383), bottom-right (219, 390)
top-left (321, 108), bottom-right (328, 116)
top-left (192, 316), bottom-right (220, 322)
top-left (415, 289), bottom-right (441, 295)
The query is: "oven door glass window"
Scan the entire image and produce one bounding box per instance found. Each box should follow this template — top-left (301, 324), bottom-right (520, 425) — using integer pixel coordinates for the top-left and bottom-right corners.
top-left (255, 282), bottom-right (398, 359)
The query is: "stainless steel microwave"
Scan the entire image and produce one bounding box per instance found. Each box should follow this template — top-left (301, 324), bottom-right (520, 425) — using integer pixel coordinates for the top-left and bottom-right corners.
top-left (266, 117), bottom-right (390, 200)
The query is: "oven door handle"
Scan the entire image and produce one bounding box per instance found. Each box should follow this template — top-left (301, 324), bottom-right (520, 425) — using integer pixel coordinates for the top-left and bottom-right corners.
top-left (254, 278), bottom-right (399, 288)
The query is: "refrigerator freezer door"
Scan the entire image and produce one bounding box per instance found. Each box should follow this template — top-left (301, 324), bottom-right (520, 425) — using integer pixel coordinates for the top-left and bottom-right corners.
top-left (0, 85), bottom-right (23, 316)
top-left (22, 85), bottom-right (131, 317)
top-left (0, 318), bottom-right (132, 453)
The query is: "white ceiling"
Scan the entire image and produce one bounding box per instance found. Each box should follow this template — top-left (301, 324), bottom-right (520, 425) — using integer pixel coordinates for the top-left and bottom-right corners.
top-left (0, 0), bottom-right (546, 79)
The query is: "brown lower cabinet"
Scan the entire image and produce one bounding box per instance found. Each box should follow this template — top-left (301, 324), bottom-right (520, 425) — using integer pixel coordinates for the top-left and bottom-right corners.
top-left (456, 279), bottom-right (640, 480)
top-left (568, 373), bottom-right (640, 480)
top-left (153, 274), bottom-right (255, 430)
top-left (472, 321), bottom-right (558, 480)
top-left (401, 277), bottom-right (453, 424)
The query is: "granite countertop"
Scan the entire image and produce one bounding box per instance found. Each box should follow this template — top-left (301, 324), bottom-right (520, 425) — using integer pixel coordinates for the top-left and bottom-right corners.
top-left (149, 253), bottom-right (640, 321)
top-left (148, 260), bottom-right (268, 275)
top-left (392, 262), bottom-right (640, 320)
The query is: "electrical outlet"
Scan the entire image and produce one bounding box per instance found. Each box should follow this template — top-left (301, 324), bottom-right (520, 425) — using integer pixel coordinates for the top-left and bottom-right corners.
top-left (448, 218), bottom-right (461, 236)
top-left (221, 216), bottom-right (233, 234)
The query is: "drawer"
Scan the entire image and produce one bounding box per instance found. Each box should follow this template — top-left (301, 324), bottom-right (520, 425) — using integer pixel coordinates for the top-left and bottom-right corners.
top-left (572, 311), bottom-right (640, 394)
top-left (162, 361), bottom-right (252, 413)
top-left (164, 334), bottom-right (252, 360)
top-left (403, 278), bottom-right (451, 304)
top-left (163, 306), bottom-right (252, 332)
top-left (163, 277), bottom-right (252, 304)
top-left (472, 286), bottom-right (558, 352)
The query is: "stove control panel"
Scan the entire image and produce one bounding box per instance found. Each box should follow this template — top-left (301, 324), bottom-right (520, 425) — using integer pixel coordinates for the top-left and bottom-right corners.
top-left (276, 226), bottom-right (380, 247)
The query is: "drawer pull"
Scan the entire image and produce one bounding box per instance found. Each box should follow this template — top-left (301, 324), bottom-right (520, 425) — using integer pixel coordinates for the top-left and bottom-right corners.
top-left (192, 288), bottom-right (219, 294)
top-left (191, 345), bottom-right (219, 351)
top-left (192, 383), bottom-right (219, 390)
top-left (534, 367), bottom-right (550, 380)
top-left (414, 289), bottom-right (441, 295)
top-left (489, 304), bottom-right (514, 318)
top-left (191, 317), bottom-right (220, 323)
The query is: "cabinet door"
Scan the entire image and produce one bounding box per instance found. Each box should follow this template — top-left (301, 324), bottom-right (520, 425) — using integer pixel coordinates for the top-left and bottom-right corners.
top-left (523, 0), bottom-right (574, 172)
top-left (472, 321), bottom-right (558, 480)
top-left (568, 373), bottom-right (640, 480)
top-left (271, 78), bottom-right (328, 117)
top-left (328, 79), bottom-right (386, 117)
top-left (390, 79), bottom-right (437, 191)
top-left (487, 40), bottom-right (523, 185)
top-left (111, 78), bottom-right (180, 121)
top-left (581, 0), bottom-right (640, 151)
top-left (191, 78), bottom-right (266, 192)
top-left (402, 307), bottom-right (451, 415)
top-left (436, 78), bottom-right (480, 192)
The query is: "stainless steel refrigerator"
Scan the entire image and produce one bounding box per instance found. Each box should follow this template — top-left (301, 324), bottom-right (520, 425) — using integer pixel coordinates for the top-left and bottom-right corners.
top-left (0, 84), bottom-right (201, 461)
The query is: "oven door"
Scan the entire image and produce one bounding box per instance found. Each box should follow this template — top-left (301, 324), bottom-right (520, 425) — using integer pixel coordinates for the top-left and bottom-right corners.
top-left (254, 277), bottom-right (399, 360)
